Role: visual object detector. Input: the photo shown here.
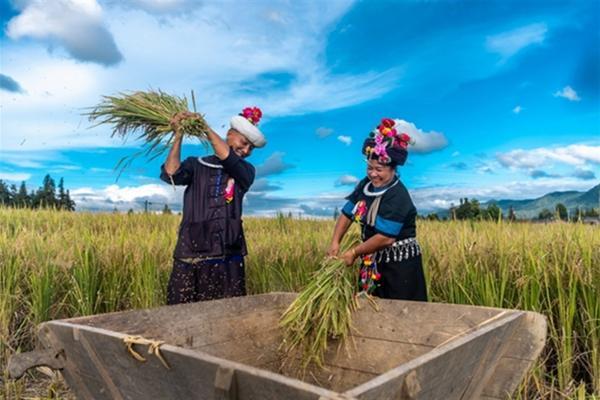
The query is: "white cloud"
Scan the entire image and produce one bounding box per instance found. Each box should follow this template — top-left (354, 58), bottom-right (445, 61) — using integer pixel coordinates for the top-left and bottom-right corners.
top-left (512, 105), bottom-right (522, 114)
top-left (337, 135), bottom-right (352, 145)
top-left (1, 0), bottom-right (405, 152)
top-left (316, 127), bottom-right (334, 138)
top-left (393, 119), bottom-right (448, 153)
top-left (486, 23), bottom-right (547, 61)
top-left (70, 183), bottom-right (181, 211)
top-left (7, 0), bottom-right (123, 66)
top-left (0, 172), bottom-right (32, 182)
top-left (553, 86), bottom-right (581, 101)
top-left (115, 0), bottom-right (195, 15)
top-left (412, 177), bottom-right (596, 212)
top-left (255, 152), bottom-right (295, 177)
top-left (335, 174), bottom-right (359, 186)
top-left (497, 144), bottom-right (600, 169)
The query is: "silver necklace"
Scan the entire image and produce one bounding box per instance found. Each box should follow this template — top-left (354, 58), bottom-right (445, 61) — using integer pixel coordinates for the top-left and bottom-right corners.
top-left (363, 177), bottom-right (398, 197)
top-left (198, 157), bottom-right (223, 169)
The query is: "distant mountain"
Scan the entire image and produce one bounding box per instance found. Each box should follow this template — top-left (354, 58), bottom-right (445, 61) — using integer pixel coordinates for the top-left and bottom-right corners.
top-left (487, 183), bottom-right (599, 219)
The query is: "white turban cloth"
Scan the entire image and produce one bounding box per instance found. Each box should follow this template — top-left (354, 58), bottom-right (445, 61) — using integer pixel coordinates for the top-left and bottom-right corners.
top-left (230, 115), bottom-right (266, 148)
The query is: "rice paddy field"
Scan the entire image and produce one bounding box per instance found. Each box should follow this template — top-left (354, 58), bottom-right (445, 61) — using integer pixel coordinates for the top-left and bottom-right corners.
top-left (0, 207), bottom-right (598, 399)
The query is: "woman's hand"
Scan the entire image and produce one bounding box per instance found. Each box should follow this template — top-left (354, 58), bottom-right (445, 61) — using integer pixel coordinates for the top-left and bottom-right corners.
top-left (341, 249), bottom-right (358, 266)
top-left (327, 242), bottom-right (340, 257)
top-left (170, 111), bottom-right (200, 136)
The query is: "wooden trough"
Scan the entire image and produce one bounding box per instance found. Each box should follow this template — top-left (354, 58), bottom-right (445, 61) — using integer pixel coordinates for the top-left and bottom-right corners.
top-left (9, 292), bottom-right (546, 399)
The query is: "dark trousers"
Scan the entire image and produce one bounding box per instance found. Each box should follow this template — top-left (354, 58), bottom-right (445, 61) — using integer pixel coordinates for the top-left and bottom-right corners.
top-left (167, 256), bottom-right (246, 305)
top-left (373, 254), bottom-right (428, 301)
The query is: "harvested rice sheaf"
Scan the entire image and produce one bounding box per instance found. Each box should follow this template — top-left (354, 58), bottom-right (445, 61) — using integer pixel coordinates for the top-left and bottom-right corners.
top-left (86, 89), bottom-right (210, 174)
top-left (279, 229), bottom-right (363, 369)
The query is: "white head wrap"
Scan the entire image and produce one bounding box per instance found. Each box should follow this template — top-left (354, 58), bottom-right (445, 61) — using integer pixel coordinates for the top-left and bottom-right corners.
top-left (230, 115), bottom-right (266, 148)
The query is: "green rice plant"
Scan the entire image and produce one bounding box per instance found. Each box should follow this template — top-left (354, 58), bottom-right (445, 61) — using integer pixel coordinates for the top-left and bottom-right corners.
top-left (128, 255), bottom-right (164, 309)
top-left (27, 262), bottom-right (57, 326)
top-left (68, 246), bottom-right (101, 316)
top-left (0, 208), bottom-right (598, 398)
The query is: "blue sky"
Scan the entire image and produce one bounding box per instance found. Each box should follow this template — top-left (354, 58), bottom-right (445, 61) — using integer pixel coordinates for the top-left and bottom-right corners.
top-left (0, 0), bottom-right (598, 215)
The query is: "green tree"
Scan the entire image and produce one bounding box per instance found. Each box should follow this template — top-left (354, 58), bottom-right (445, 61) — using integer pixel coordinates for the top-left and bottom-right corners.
top-left (555, 203), bottom-right (568, 221)
top-left (538, 209), bottom-right (553, 221)
top-left (13, 181), bottom-right (30, 207)
top-left (162, 204), bottom-right (172, 215)
top-left (454, 198), bottom-right (482, 220)
top-left (485, 203), bottom-right (502, 221)
top-left (0, 180), bottom-right (9, 205)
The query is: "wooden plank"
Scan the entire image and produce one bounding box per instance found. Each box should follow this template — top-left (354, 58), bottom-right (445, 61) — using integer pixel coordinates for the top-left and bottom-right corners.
top-left (38, 323), bottom-right (96, 400)
top-left (344, 312), bottom-right (523, 400)
top-left (350, 299), bottom-right (508, 348)
top-left (482, 311), bottom-right (547, 398)
top-left (45, 321), bottom-right (342, 400)
top-left (67, 292), bottom-right (295, 331)
top-left (457, 313), bottom-right (521, 399)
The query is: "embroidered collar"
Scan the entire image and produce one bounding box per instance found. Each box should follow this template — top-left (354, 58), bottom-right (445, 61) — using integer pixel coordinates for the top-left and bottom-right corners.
top-left (198, 156), bottom-right (223, 169)
top-left (363, 176), bottom-right (399, 197)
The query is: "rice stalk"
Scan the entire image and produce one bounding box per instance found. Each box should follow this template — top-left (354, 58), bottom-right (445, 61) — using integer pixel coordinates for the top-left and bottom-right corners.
top-left (85, 89), bottom-right (211, 175)
top-left (279, 227), bottom-right (361, 369)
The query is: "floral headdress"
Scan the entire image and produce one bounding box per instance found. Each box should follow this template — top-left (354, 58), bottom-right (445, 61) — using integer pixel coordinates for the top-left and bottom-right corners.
top-left (240, 106), bottom-right (262, 125)
top-left (230, 106), bottom-right (266, 148)
top-left (362, 118), bottom-right (413, 166)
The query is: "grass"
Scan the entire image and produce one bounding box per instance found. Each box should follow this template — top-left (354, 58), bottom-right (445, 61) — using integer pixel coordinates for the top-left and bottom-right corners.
top-left (0, 208), bottom-right (598, 399)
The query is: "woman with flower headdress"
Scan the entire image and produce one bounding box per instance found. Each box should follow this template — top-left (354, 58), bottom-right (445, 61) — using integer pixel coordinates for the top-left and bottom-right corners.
top-left (327, 118), bottom-right (427, 301)
top-left (160, 107), bottom-right (266, 304)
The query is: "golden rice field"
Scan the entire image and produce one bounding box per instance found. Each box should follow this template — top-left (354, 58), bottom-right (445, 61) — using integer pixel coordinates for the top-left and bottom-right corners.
top-left (0, 208), bottom-right (598, 399)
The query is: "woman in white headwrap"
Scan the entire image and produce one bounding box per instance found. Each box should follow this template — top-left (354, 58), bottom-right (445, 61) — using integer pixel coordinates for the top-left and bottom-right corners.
top-left (328, 118), bottom-right (427, 301)
top-left (161, 107), bottom-right (266, 304)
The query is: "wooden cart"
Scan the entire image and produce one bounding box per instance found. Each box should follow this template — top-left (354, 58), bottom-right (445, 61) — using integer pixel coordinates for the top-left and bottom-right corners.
top-left (9, 292), bottom-right (546, 399)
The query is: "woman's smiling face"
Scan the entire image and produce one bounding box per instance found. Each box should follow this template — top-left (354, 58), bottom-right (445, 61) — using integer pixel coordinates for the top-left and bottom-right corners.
top-left (367, 159), bottom-right (395, 187)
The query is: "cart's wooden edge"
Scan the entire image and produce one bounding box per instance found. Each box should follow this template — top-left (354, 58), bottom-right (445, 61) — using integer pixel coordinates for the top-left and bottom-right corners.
top-left (43, 319), bottom-right (345, 399)
top-left (343, 311), bottom-right (525, 397)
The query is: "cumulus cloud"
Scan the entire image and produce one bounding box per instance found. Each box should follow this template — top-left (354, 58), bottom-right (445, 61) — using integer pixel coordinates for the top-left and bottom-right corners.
top-left (337, 135), bottom-right (352, 146)
top-left (70, 183), bottom-right (180, 211)
top-left (110, 0), bottom-right (197, 15)
top-left (411, 177), bottom-right (597, 213)
top-left (553, 86), bottom-right (581, 101)
top-left (1, 0), bottom-right (403, 151)
top-left (255, 152), bottom-right (295, 177)
top-left (316, 127), bottom-right (334, 138)
top-left (335, 174), bottom-right (359, 186)
top-left (393, 119), bottom-right (448, 154)
top-left (7, 0), bottom-right (123, 66)
top-left (530, 169), bottom-right (559, 179)
top-left (486, 22), bottom-right (547, 61)
top-left (572, 168), bottom-right (596, 180)
top-left (249, 178), bottom-right (282, 193)
top-left (0, 74), bottom-right (24, 93)
top-left (496, 144), bottom-right (600, 169)
top-left (0, 172), bottom-right (32, 182)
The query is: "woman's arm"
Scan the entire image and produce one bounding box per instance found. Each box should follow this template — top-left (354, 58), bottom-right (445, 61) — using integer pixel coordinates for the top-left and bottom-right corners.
top-left (341, 233), bottom-right (395, 266)
top-left (328, 213), bottom-right (353, 257)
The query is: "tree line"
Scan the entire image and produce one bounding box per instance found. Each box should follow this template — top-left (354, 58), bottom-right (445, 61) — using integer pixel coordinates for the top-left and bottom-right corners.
top-left (0, 174), bottom-right (75, 210)
top-left (423, 198), bottom-right (599, 222)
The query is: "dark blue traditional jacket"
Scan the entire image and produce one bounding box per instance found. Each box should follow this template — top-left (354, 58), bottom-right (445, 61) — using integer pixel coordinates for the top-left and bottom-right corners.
top-left (160, 150), bottom-right (255, 259)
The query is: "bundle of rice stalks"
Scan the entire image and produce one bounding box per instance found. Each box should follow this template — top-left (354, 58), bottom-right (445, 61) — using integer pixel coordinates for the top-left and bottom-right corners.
top-left (279, 229), bottom-right (362, 369)
top-left (86, 89), bottom-right (210, 174)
